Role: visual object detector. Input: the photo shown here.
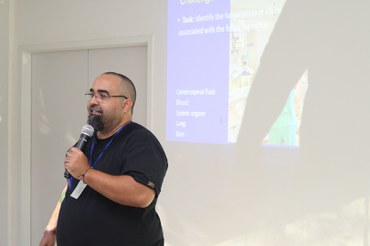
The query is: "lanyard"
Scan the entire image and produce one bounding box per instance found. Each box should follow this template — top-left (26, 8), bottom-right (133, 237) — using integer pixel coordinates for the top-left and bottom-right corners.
top-left (89, 122), bottom-right (130, 167)
top-left (68, 122), bottom-right (130, 189)
top-left (90, 128), bottom-right (120, 167)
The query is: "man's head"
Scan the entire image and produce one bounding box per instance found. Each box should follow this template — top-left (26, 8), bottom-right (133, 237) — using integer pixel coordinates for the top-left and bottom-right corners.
top-left (86, 72), bottom-right (136, 135)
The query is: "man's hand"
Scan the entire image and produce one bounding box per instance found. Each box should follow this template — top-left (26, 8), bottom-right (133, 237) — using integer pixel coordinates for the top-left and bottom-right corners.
top-left (64, 147), bottom-right (90, 179)
top-left (39, 230), bottom-right (56, 246)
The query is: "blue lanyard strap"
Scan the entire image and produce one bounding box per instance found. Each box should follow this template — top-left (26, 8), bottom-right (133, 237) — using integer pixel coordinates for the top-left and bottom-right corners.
top-left (89, 123), bottom-right (129, 167)
top-left (68, 122), bottom-right (130, 189)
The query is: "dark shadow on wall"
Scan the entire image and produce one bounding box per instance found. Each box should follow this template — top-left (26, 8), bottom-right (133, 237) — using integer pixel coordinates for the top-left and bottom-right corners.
top-left (237, 0), bottom-right (370, 226)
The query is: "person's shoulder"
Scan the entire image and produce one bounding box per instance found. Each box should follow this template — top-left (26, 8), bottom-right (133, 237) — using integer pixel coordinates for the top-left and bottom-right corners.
top-left (125, 121), bottom-right (147, 133)
top-left (125, 122), bottom-right (167, 156)
top-left (125, 122), bottom-right (157, 139)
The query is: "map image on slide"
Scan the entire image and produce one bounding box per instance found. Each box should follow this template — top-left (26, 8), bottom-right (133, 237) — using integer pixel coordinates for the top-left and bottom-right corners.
top-left (167, 0), bottom-right (307, 146)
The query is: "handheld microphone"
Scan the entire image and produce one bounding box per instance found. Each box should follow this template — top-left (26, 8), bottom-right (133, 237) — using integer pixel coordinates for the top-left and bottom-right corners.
top-left (64, 125), bottom-right (95, 179)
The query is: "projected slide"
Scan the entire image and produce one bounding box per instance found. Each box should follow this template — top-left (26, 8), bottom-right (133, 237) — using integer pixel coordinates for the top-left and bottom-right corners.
top-left (166, 0), bottom-right (307, 145)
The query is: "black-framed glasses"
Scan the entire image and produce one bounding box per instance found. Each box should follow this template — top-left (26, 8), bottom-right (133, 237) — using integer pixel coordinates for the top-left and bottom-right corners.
top-left (85, 91), bottom-right (128, 103)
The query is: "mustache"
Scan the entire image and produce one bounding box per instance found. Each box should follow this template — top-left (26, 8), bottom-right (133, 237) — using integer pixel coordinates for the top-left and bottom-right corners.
top-left (90, 105), bottom-right (102, 113)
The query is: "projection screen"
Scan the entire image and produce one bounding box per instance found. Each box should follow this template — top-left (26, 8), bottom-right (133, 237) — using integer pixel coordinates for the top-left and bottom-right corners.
top-left (163, 0), bottom-right (370, 245)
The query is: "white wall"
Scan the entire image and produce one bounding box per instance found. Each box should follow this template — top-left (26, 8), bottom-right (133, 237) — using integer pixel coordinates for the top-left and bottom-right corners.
top-left (16, 0), bottom-right (167, 134)
top-left (0, 0), bottom-right (9, 245)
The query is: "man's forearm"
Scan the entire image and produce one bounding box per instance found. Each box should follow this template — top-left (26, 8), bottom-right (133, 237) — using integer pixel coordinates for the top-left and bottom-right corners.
top-left (45, 185), bottom-right (67, 232)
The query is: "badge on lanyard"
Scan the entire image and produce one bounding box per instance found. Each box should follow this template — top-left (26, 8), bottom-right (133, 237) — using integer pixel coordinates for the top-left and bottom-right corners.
top-left (70, 181), bottom-right (87, 199)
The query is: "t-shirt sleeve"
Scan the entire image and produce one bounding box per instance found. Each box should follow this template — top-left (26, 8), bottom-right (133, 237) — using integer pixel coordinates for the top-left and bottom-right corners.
top-left (121, 129), bottom-right (168, 196)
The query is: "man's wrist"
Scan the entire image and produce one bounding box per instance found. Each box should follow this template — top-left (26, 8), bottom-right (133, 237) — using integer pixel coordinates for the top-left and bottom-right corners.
top-left (44, 229), bottom-right (56, 235)
top-left (82, 166), bottom-right (93, 183)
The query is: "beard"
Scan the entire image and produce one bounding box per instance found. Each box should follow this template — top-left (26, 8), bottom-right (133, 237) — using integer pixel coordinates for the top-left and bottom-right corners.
top-left (87, 114), bottom-right (104, 132)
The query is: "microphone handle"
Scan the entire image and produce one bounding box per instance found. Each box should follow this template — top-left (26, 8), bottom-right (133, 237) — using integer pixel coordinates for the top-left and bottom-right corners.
top-left (64, 136), bottom-right (88, 179)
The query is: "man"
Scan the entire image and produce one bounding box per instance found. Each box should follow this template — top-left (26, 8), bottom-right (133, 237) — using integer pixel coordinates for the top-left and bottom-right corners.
top-left (39, 72), bottom-right (168, 246)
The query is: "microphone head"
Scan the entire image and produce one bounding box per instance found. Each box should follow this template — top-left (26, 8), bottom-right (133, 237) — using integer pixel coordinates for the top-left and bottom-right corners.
top-left (81, 124), bottom-right (94, 137)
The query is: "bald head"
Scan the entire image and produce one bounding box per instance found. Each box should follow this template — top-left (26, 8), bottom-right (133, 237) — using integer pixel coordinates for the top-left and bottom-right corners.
top-left (102, 72), bottom-right (136, 113)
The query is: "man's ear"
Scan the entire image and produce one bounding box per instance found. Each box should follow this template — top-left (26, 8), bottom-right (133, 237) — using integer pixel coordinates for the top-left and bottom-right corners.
top-left (122, 98), bottom-right (133, 112)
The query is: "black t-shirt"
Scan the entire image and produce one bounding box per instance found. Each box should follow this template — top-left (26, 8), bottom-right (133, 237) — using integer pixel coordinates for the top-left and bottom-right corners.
top-left (56, 122), bottom-right (168, 246)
